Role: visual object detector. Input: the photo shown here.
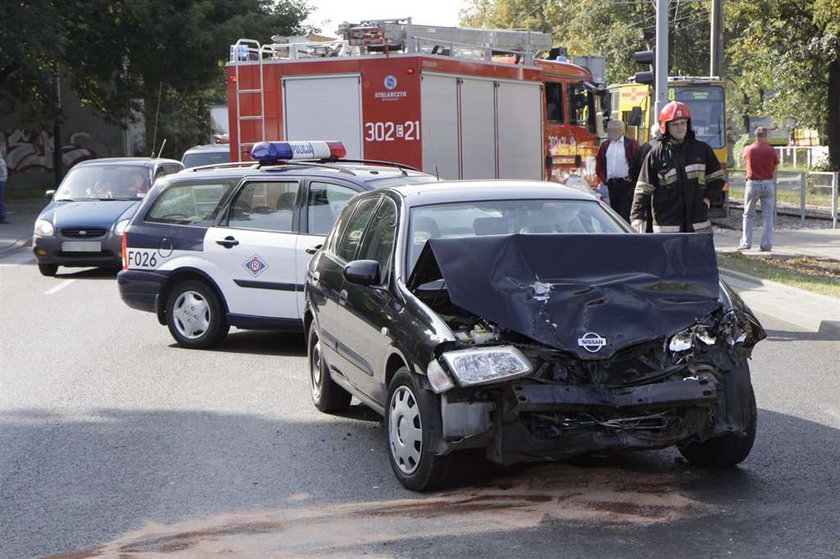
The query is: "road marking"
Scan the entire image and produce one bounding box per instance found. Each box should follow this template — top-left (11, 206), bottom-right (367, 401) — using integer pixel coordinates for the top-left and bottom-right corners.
top-left (45, 279), bottom-right (76, 295)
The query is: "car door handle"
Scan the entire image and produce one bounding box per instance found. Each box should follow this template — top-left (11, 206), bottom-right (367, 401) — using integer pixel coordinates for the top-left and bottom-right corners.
top-left (338, 289), bottom-right (348, 306)
top-left (305, 244), bottom-right (322, 255)
top-left (216, 236), bottom-right (239, 249)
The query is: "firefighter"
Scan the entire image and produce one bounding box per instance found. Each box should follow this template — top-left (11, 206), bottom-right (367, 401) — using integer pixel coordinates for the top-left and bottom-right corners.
top-left (630, 101), bottom-right (724, 233)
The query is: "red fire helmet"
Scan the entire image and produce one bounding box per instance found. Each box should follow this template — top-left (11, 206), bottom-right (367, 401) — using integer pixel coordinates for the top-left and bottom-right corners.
top-left (659, 101), bottom-right (692, 133)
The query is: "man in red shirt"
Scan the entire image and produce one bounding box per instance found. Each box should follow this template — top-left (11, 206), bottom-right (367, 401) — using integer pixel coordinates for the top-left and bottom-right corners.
top-left (740, 126), bottom-right (780, 251)
top-left (596, 120), bottom-right (639, 222)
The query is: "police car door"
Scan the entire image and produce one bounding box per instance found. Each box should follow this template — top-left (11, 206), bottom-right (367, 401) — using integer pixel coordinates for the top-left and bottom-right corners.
top-left (296, 180), bottom-right (365, 317)
top-left (203, 179), bottom-right (301, 324)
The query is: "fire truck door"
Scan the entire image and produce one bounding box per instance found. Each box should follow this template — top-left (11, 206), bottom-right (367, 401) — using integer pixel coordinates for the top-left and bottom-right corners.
top-left (421, 74), bottom-right (459, 179)
top-left (496, 81), bottom-right (543, 179)
top-left (283, 75), bottom-right (363, 158)
top-left (460, 78), bottom-right (497, 179)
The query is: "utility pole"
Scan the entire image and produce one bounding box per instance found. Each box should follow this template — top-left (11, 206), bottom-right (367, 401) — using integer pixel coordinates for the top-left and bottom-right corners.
top-left (654, 0), bottom-right (669, 116)
top-left (710, 0), bottom-right (724, 78)
top-left (53, 62), bottom-right (63, 184)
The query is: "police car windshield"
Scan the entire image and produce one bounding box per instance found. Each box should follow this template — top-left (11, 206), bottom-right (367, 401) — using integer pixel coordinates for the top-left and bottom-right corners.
top-left (406, 199), bottom-right (626, 274)
top-left (55, 165), bottom-right (151, 201)
top-left (365, 174), bottom-right (437, 188)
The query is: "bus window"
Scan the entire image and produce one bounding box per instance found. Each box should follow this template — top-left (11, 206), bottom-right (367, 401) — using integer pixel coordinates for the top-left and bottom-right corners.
top-left (569, 83), bottom-right (595, 132)
top-left (545, 82), bottom-right (564, 123)
top-left (671, 86), bottom-right (725, 148)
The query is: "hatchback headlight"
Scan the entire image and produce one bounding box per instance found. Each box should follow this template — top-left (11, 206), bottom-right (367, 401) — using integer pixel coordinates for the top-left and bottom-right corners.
top-left (34, 219), bottom-right (55, 237)
top-left (441, 346), bottom-right (532, 387)
top-left (114, 219), bottom-right (130, 235)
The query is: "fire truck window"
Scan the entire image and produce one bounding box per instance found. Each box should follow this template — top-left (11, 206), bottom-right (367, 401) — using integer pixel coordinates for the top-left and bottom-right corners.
top-left (569, 84), bottom-right (593, 131)
top-left (545, 82), bottom-right (564, 123)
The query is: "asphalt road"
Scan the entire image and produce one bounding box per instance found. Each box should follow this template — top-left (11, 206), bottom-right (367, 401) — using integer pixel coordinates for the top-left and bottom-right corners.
top-left (1, 250), bottom-right (839, 558)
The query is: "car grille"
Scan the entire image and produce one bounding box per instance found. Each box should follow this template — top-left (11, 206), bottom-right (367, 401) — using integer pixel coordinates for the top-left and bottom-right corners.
top-left (61, 228), bottom-right (108, 238)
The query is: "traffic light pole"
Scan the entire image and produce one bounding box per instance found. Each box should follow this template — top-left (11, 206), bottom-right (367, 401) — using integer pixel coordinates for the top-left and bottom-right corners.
top-left (654, 0), bottom-right (669, 117)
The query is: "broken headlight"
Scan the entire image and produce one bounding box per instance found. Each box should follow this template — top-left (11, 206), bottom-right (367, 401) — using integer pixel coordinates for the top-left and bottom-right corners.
top-left (668, 324), bottom-right (717, 353)
top-left (441, 346), bottom-right (532, 387)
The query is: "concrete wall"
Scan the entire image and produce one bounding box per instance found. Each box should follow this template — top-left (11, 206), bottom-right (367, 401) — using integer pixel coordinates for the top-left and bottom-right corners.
top-left (0, 82), bottom-right (144, 196)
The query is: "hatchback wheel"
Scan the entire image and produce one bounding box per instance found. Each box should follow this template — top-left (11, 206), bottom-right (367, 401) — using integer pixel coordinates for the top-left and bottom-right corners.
top-left (679, 365), bottom-right (757, 467)
top-left (386, 368), bottom-right (451, 491)
top-left (166, 279), bottom-right (229, 349)
top-left (307, 325), bottom-right (351, 413)
top-left (38, 263), bottom-right (58, 277)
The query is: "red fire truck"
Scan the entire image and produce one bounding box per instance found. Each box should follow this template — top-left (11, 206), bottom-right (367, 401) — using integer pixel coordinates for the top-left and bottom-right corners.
top-left (226, 19), bottom-right (605, 183)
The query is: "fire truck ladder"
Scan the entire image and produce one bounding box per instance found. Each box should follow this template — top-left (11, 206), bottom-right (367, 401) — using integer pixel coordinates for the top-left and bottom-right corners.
top-left (338, 19), bottom-right (553, 64)
top-left (231, 39), bottom-right (274, 160)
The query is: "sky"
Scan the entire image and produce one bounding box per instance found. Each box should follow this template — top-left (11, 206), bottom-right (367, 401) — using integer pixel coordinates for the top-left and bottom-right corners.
top-left (303, 0), bottom-right (466, 36)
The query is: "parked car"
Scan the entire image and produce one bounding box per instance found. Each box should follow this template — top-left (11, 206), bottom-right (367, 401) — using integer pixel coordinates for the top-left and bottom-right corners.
top-left (181, 144), bottom-right (230, 169)
top-left (33, 157), bottom-right (183, 276)
top-left (305, 180), bottom-right (766, 490)
top-left (117, 140), bottom-right (436, 348)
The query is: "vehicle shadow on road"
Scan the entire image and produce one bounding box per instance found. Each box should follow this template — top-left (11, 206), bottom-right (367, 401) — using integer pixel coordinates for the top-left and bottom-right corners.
top-left (168, 330), bottom-right (307, 357)
top-left (52, 267), bottom-right (119, 280)
top-left (3, 407), bottom-right (837, 558)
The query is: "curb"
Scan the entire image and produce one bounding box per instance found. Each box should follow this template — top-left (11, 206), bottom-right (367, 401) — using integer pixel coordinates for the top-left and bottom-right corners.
top-left (719, 267), bottom-right (840, 339)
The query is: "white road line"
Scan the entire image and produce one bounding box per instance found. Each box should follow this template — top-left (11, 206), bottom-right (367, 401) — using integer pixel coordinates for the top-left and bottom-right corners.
top-left (44, 279), bottom-right (76, 295)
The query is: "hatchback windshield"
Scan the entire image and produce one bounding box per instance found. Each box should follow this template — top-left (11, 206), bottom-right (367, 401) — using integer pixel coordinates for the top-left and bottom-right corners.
top-left (407, 199), bottom-right (626, 272)
top-left (55, 165), bottom-right (150, 201)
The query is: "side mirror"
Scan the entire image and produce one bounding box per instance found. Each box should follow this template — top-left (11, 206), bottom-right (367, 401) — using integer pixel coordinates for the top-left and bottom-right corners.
top-left (45, 190), bottom-right (56, 200)
top-left (343, 260), bottom-right (381, 286)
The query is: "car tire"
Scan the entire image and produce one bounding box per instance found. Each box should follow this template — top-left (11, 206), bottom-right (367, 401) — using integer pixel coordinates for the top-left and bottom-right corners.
top-left (307, 325), bottom-right (351, 413)
top-left (165, 279), bottom-right (229, 349)
top-left (38, 263), bottom-right (58, 277)
top-left (386, 368), bottom-right (451, 491)
top-left (679, 376), bottom-right (757, 467)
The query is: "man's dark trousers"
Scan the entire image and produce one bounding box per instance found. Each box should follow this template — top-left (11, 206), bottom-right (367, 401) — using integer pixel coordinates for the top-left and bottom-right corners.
top-left (606, 177), bottom-right (633, 222)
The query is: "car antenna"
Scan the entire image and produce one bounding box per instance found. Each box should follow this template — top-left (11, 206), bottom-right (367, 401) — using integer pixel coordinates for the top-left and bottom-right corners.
top-left (156, 138), bottom-right (167, 159)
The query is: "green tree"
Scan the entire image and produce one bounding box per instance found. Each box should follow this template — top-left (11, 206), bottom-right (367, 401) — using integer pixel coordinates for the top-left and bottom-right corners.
top-left (1, 0), bottom-right (312, 158)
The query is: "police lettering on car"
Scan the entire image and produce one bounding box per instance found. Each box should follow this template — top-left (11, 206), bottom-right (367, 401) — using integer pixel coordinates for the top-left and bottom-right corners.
top-left (117, 140), bottom-right (436, 349)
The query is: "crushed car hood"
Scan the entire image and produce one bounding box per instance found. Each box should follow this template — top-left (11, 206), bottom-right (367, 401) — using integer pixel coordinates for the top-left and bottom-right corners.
top-left (408, 233), bottom-right (722, 359)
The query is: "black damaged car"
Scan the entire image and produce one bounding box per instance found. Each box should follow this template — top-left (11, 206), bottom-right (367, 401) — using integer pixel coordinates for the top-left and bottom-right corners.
top-left (304, 181), bottom-right (765, 490)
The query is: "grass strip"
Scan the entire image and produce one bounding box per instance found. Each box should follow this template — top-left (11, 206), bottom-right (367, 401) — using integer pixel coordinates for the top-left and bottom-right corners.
top-left (716, 251), bottom-right (840, 298)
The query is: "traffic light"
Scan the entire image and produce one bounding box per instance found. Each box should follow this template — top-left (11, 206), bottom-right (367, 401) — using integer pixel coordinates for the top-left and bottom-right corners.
top-left (633, 50), bottom-right (654, 85)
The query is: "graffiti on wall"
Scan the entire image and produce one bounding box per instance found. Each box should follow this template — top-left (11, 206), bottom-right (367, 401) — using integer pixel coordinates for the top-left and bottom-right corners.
top-left (1, 128), bottom-right (97, 173)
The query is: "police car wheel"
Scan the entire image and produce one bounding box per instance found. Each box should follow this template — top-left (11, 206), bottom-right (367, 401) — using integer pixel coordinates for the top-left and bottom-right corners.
top-left (386, 369), bottom-right (451, 491)
top-left (38, 263), bottom-right (58, 277)
top-left (307, 325), bottom-right (351, 413)
top-left (166, 280), bottom-right (229, 349)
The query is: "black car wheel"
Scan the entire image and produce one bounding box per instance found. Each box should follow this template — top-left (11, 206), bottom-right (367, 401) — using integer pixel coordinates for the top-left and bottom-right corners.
top-left (165, 279), bottom-right (229, 349)
top-left (38, 263), bottom-right (58, 277)
top-left (679, 368), bottom-right (757, 467)
top-left (386, 368), bottom-right (451, 491)
top-left (307, 325), bottom-right (351, 413)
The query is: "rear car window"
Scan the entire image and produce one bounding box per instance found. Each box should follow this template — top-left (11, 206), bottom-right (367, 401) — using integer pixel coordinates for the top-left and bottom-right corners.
top-left (307, 182), bottom-right (358, 235)
top-left (146, 180), bottom-right (236, 226)
top-left (227, 181), bottom-right (299, 232)
top-left (182, 150), bottom-right (230, 169)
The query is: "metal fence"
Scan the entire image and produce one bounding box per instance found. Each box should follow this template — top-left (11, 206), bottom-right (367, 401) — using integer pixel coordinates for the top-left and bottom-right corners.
top-left (773, 146), bottom-right (829, 169)
top-left (726, 169), bottom-right (839, 228)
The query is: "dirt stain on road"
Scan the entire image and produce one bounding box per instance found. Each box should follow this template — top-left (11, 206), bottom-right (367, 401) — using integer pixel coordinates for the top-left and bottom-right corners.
top-left (48, 463), bottom-right (712, 558)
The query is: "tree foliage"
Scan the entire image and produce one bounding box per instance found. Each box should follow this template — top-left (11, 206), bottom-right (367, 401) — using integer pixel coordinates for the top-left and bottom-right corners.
top-left (1, 0), bottom-right (312, 158)
top-left (461, 0), bottom-right (840, 169)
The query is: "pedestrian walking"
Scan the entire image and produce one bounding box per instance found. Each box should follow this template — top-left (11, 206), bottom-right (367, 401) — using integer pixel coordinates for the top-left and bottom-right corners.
top-left (595, 119), bottom-right (639, 222)
top-left (630, 101), bottom-right (724, 233)
top-left (739, 126), bottom-right (779, 251)
top-left (0, 147), bottom-right (8, 223)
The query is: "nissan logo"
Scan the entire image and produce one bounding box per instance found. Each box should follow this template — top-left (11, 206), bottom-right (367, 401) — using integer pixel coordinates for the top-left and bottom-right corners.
top-left (577, 332), bottom-right (607, 353)
top-left (79, 230), bottom-right (87, 236)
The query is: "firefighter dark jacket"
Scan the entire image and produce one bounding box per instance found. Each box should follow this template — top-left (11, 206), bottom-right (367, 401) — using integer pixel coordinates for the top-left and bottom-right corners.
top-left (631, 129), bottom-right (724, 232)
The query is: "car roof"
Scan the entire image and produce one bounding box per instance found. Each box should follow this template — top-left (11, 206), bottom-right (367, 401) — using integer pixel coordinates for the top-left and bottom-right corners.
top-left (182, 144), bottom-right (230, 153)
top-left (73, 157), bottom-right (182, 168)
top-left (171, 160), bottom-right (433, 184)
top-left (385, 180), bottom-right (599, 207)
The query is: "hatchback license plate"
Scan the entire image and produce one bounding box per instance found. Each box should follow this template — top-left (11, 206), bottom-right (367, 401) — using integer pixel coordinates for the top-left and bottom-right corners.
top-left (62, 241), bottom-right (101, 252)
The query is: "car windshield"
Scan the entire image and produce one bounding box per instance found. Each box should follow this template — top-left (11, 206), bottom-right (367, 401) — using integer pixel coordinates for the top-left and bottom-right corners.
top-left (182, 150), bottom-right (230, 169)
top-left (54, 165), bottom-right (151, 201)
top-left (407, 199), bottom-right (627, 274)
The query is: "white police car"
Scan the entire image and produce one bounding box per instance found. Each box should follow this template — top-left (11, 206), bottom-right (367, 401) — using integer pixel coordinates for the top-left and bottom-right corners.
top-left (117, 141), bottom-right (436, 348)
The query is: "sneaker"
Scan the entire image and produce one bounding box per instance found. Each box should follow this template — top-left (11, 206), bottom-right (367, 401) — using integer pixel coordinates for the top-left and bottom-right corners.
top-left (737, 244), bottom-right (750, 250)
top-left (760, 246), bottom-right (771, 252)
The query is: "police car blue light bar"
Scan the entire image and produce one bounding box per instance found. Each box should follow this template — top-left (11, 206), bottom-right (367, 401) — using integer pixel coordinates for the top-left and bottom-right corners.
top-left (250, 141), bottom-right (347, 162)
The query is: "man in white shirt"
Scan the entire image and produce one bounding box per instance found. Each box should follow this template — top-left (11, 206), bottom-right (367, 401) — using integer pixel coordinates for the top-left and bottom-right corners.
top-left (595, 120), bottom-right (639, 222)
